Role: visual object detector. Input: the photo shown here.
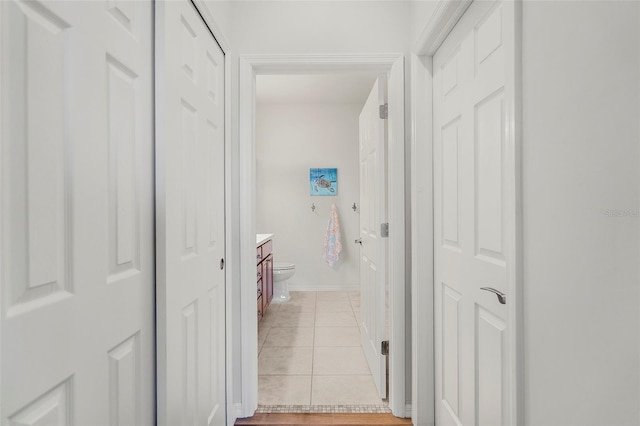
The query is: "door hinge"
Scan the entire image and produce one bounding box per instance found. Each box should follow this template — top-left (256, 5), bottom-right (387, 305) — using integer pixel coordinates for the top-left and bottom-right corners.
top-left (379, 103), bottom-right (388, 119)
top-left (381, 340), bottom-right (390, 356)
top-left (380, 223), bottom-right (389, 238)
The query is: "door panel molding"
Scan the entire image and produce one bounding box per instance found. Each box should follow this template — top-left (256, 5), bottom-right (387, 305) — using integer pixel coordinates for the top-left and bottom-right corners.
top-left (1, 0), bottom-right (155, 423)
top-left (238, 54), bottom-right (406, 418)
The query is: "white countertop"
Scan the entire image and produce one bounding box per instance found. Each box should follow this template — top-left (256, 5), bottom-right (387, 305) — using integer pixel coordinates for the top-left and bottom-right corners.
top-left (256, 233), bottom-right (274, 246)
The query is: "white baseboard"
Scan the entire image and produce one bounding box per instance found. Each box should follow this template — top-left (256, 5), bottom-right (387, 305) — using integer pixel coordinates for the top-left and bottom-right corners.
top-left (405, 404), bottom-right (412, 419)
top-left (227, 403), bottom-right (242, 426)
top-left (287, 284), bottom-right (359, 292)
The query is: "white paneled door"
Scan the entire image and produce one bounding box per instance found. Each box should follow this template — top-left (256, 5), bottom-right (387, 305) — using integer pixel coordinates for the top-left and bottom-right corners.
top-left (358, 77), bottom-right (387, 399)
top-left (1, 0), bottom-right (155, 424)
top-left (433, 0), bottom-right (516, 425)
top-left (156, 1), bottom-right (226, 425)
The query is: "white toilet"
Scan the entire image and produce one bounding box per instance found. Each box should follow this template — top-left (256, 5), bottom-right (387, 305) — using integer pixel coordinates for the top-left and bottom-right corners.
top-left (272, 262), bottom-right (295, 302)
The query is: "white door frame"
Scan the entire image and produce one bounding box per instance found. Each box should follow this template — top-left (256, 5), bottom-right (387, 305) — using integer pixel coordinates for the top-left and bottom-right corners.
top-left (410, 1), bottom-right (524, 425)
top-left (237, 54), bottom-right (406, 418)
top-left (155, 0), bottom-right (235, 424)
top-left (0, 2), bottom-right (5, 423)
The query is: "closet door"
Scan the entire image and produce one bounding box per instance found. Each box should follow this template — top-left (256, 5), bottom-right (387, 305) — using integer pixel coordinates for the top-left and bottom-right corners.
top-left (0, 1), bottom-right (155, 423)
top-left (155, 1), bottom-right (227, 425)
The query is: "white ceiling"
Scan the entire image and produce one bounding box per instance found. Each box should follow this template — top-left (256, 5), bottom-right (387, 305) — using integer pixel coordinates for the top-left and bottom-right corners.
top-left (256, 73), bottom-right (380, 105)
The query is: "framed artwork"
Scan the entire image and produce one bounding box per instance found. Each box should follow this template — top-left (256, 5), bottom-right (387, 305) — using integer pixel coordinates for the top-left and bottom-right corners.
top-left (310, 168), bottom-right (337, 196)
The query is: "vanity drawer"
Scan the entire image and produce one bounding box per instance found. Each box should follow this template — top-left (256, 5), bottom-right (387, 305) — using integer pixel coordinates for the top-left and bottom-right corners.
top-left (256, 246), bottom-right (263, 264)
top-left (257, 295), bottom-right (263, 320)
top-left (261, 240), bottom-right (273, 258)
top-left (257, 265), bottom-right (263, 282)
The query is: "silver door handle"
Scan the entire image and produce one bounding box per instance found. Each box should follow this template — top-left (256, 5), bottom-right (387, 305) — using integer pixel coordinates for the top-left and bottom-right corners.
top-left (480, 287), bottom-right (506, 304)
top-left (354, 238), bottom-right (362, 245)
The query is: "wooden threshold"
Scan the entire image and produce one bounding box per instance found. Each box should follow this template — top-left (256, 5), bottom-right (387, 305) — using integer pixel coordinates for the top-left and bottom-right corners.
top-left (235, 413), bottom-right (413, 425)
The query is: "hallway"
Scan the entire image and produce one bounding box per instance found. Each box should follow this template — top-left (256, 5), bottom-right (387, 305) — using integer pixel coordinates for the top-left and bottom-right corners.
top-left (2, 0), bottom-right (640, 425)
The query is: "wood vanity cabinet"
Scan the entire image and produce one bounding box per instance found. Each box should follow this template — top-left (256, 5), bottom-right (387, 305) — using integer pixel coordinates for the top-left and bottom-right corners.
top-left (257, 239), bottom-right (273, 321)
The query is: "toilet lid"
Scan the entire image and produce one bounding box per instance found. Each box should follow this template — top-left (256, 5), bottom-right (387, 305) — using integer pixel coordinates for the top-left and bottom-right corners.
top-left (273, 262), bottom-right (295, 270)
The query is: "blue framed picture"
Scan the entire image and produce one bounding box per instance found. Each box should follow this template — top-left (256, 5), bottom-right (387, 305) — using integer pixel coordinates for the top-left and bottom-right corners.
top-left (310, 168), bottom-right (337, 196)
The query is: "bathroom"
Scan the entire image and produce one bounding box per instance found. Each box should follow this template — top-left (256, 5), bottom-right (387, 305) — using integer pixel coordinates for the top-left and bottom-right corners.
top-left (254, 73), bottom-right (390, 412)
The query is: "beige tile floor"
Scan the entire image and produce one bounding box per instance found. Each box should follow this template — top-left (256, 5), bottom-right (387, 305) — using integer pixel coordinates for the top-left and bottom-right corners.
top-left (257, 291), bottom-right (386, 406)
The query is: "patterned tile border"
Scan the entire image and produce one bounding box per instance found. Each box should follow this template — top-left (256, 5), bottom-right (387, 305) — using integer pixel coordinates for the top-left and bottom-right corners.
top-left (256, 404), bottom-right (392, 414)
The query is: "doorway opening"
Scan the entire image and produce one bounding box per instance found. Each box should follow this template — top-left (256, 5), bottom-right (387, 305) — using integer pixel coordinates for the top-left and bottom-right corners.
top-left (237, 55), bottom-right (406, 419)
top-left (253, 73), bottom-right (388, 413)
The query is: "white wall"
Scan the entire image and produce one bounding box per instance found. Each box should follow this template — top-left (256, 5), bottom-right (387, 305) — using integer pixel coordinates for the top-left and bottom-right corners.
top-left (410, 1), bottom-right (439, 48)
top-left (522, 1), bottom-right (640, 424)
top-left (229, 1), bottom-right (412, 54)
top-left (256, 102), bottom-right (361, 290)
top-left (410, 1), bottom-right (640, 424)
top-left (224, 0), bottom-right (416, 409)
top-left (204, 0), bottom-right (232, 46)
